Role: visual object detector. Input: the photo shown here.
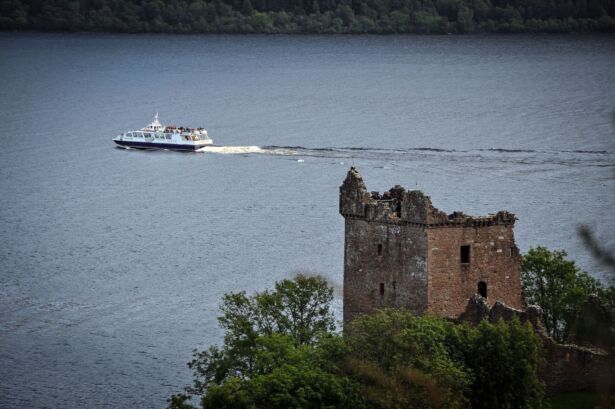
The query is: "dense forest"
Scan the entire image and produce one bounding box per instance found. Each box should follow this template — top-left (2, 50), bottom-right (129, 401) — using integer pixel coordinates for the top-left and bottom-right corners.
top-left (1, 0), bottom-right (615, 33)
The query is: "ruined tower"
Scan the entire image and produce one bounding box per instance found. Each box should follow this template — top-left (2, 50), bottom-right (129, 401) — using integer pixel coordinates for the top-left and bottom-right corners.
top-left (340, 167), bottom-right (524, 323)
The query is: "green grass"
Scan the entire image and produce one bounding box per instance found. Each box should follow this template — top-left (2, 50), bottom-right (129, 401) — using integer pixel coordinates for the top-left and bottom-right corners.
top-left (547, 391), bottom-right (608, 409)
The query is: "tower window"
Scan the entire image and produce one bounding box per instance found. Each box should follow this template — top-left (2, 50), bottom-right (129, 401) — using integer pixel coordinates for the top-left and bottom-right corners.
top-left (478, 281), bottom-right (487, 298)
top-left (460, 245), bottom-right (471, 264)
top-left (392, 281), bottom-right (396, 292)
top-left (379, 282), bottom-right (385, 296)
top-left (377, 244), bottom-right (383, 256)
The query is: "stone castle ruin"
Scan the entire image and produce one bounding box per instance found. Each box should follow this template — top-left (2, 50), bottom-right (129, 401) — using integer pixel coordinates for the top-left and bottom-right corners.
top-left (339, 167), bottom-right (614, 393)
top-left (340, 166), bottom-right (524, 323)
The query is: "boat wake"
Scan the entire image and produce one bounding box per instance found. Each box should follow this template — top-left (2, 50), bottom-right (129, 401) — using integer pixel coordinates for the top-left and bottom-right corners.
top-left (197, 144), bottom-right (614, 168)
top-left (198, 145), bottom-right (267, 154)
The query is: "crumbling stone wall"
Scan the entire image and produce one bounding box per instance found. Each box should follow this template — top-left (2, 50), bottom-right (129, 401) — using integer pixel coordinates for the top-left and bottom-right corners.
top-left (458, 294), bottom-right (546, 330)
top-left (340, 167), bottom-right (523, 322)
top-left (427, 221), bottom-right (524, 318)
top-left (458, 296), bottom-right (615, 394)
top-left (341, 168), bottom-right (428, 323)
top-left (540, 337), bottom-right (614, 394)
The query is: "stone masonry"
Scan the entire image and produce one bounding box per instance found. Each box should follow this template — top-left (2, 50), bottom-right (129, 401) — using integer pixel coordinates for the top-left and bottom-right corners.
top-left (340, 167), bottom-right (525, 323)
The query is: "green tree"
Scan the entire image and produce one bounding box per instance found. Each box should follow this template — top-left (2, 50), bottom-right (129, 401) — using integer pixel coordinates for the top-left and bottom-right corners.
top-left (202, 334), bottom-right (360, 409)
top-left (170, 274), bottom-right (336, 406)
top-left (247, 11), bottom-right (274, 31)
top-left (336, 4), bottom-right (356, 26)
top-left (390, 10), bottom-right (410, 31)
top-left (344, 310), bottom-right (546, 409)
top-left (522, 246), bottom-right (602, 342)
top-left (458, 319), bottom-right (545, 409)
top-left (216, 273), bottom-right (335, 350)
top-left (343, 310), bottom-right (471, 409)
top-left (412, 10), bottom-right (446, 33)
top-left (456, 6), bottom-right (474, 32)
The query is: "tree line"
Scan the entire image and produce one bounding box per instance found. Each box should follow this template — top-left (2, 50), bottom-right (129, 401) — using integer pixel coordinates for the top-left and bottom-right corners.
top-left (1, 0), bottom-right (615, 33)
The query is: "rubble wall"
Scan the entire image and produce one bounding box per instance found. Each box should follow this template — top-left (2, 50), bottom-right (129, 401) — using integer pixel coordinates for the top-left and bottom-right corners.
top-left (458, 296), bottom-right (615, 394)
top-left (540, 337), bottom-right (614, 394)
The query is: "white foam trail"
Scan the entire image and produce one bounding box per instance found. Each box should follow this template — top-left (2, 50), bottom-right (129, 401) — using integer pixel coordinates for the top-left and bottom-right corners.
top-left (199, 145), bottom-right (268, 154)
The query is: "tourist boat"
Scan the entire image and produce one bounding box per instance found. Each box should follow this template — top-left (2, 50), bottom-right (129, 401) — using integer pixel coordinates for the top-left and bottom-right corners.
top-left (113, 114), bottom-right (213, 151)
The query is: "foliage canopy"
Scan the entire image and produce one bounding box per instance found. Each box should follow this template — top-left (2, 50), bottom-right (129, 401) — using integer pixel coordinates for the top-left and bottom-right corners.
top-left (170, 274), bottom-right (546, 409)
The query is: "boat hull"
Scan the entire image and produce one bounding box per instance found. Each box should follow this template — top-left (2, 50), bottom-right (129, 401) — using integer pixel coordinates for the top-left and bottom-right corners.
top-left (114, 140), bottom-right (209, 152)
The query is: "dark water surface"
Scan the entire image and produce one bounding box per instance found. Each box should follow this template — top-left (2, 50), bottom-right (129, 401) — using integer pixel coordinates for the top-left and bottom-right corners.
top-left (1, 33), bottom-right (614, 408)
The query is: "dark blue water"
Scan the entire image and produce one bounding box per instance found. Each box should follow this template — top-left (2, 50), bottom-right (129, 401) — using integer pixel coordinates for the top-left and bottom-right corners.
top-left (1, 33), bottom-right (614, 408)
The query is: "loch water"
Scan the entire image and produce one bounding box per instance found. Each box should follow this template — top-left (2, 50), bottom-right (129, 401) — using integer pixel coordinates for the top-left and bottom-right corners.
top-left (1, 33), bottom-right (614, 408)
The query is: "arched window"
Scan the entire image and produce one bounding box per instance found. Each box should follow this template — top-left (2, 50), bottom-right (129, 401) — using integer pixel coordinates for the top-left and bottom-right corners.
top-left (478, 281), bottom-right (487, 298)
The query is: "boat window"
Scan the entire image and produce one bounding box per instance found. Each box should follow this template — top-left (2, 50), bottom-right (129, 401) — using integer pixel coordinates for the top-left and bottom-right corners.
top-left (165, 134), bottom-right (171, 140)
top-left (127, 132), bottom-right (132, 137)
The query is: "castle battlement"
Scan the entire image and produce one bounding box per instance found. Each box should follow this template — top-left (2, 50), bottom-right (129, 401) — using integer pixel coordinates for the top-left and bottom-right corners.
top-left (340, 166), bottom-right (517, 227)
